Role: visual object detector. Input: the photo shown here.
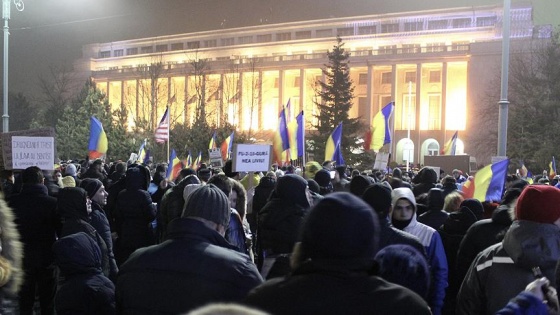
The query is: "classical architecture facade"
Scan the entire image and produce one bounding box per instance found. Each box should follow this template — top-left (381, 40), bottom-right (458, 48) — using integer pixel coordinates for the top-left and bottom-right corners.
top-left (75, 3), bottom-right (549, 165)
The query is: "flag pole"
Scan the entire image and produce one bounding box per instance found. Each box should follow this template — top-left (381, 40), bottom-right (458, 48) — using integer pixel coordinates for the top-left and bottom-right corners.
top-left (302, 110), bottom-right (306, 169)
top-left (166, 105), bottom-right (170, 162)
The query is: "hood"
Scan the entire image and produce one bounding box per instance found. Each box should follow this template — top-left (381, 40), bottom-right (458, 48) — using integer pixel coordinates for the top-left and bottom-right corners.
top-left (441, 206), bottom-right (477, 235)
top-left (125, 165), bottom-right (150, 190)
top-left (492, 204), bottom-right (514, 226)
top-left (503, 220), bottom-right (560, 269)
top-left (53, 232), bottom-right (102, 277)
top-left (275, 174), bottom-right (310, 208)
top-left (391, 187), bottom-right (417, 212)
top-left (57, 187), bottom-right (89, 221)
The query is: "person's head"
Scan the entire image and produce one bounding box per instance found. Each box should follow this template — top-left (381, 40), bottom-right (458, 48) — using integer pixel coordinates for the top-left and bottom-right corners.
top-left (391, 187), bottom-right (417, 229)
top-left (460, 198), bottom-right (484, 220)
top-left (515, 185), bottom-right (560, 226)
top-left (443, 191), bottom-right (464, 212)
top-left (314, 169), bottom-right (333, 195)
top-left (115, 161), bottom-right (127, 174)
top-left (176, 168), bottom-right (197, 184)
top-left (197, 168), bottom-right (211, 182)
top-left (441, 175), bottom-right (457, 188)
top-left (182, 184), bottom-right (231, 236)
top-left (187, 303), bottom-right (269, 315)
top-left (91, 159), bottom-right (103, 171)
top-left (452, 169), bottom-right (461, 178)
top-left (427, 188), bottom-right (445, 211)
top-left (374, 244), bottom-right (430, 299)
top-left (65, 163), bottom-right (77, 177)
top-left (207, 174), bottom-right (233, 197)
top-left (223, 160), bottom-right (239, 179)
top-left (183, 184), bottom-right (202, 203)
top-left (53, 170), bottom-right (62, 181)
top-left (295, 192), bottom-right (379, 271)
top-left (362, 183), bottom-right (392, 220)
top-left (230, 179), bottom-right (247, 218)
top-left (275, 174), bottom-right (313, 208)
top-left (61, 176), bottom-right (76, 188)
top-left (22, 166), bottom-right (44, 185)
top-left (349, 175), bottom-right (374, 197)
top-left (304, 161), bottom-right (322, 179)
top-left (57, 187), bottom-right (92, 220)
top-left (80, 178), bottom-right (107, 206)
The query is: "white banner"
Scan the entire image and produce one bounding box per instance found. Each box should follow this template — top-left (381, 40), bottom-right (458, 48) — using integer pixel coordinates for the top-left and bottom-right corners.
top-left (12, 136), bottom-right (55, 170)
top-left (232, 144), bottom-right (272, 172)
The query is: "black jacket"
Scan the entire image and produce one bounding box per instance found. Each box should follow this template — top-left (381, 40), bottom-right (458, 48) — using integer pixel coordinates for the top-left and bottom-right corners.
top-left (116, 218), bottom-right (262, 315)
top-left (90, 201), bottom-right (118, 282)
top-left (53, 232), bottom-right (115, 315)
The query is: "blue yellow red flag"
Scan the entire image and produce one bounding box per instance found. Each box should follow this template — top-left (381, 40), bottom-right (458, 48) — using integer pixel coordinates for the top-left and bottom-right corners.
top-left (462, 159), bottom-right (509, 202)
top-left (88, 116), bottom-right (108, 159)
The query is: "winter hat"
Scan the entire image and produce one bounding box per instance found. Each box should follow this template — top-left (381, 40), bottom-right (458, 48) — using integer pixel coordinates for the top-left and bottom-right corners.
top-left (427, 188), bottom-right (444, 211)
top-left (61, 176), bottom-right (76, 188)
top-left (374, 244), bottom-right (430, 298)
top-left (183, 184), bottom-right (202, 203)
top-left (391, 187), bottom-right (417, 212)
top-left (65, 164), bottom-right (77, 177)
top-left (350, 175), bottom-right (373, 197)
top-left (275, 174), bottom-right (310, 208)
top-left (305, 161), bottom-right (322, 179)
top-left (362, 183), bottom-right (392, 218)
top-left (300, 192), bottom-right (379, 269)
top-left (182, 184), bottom-right (230, 227)
top-left (223, 160), bottom-right (239, 178)
top-left (460, 198), bottom-right (484, 220)
top-left (80, 178), bottom-right (103, 199)
top-left (516, 185), bottom-right (560, 224)
top-left (307, 179), bottom-right (320, 194)
top-left (314, 169), bottom-right (332, 188)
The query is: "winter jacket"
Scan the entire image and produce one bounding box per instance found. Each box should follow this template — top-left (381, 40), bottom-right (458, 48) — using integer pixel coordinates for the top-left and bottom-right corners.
top-left (401, 214), bottom-right (448, 315)
top-left (90, 201), bottom-right (118, 282)
top-left (0, 197), bottom-right (23, 297)
top-left (114, 166), bottom-right (156, 265)
top-left (495, 292), bottom-right (548, 315)
top-left (418, 210), bottom-right (449, 230)
top-left (377, 216), bottom-right (426, 255)
top-left (226, 209), bottom-right (247, 254)
top-left (53, 232), bottom-right (115, 315)
top-left (245, 260), bottom-right (432, 315)
top-left (456, 220), bottom-right (560, 315)
top-left (456, 204), bottom-right (513, 284)
top-left (57, 187), bottom-right (111, 279)
top-left (116, 218), bottom-right (262, 315)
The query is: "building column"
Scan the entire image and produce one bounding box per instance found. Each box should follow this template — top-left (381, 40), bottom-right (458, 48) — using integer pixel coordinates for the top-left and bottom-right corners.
top-left (279, 69), bottom-right (285, 111)
top-left (299, 68), bottom-right (305, 113)
top-left (367, 64), bottom-right (373, 123)
top-left (238, 72), bottom-right (243, 128)
top-left (258, 70), bottom-right (263, 130)
top-left (390, 64), bottom-right (397, 158)
top-left (415, 63), bottom-right (421, 165)
top-left (441, 62), bottom-right (448, 133)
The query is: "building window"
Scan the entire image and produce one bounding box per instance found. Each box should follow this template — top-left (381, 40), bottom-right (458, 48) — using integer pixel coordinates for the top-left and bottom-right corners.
top-left (99, 51), bottom-right (111, 58)
top-left (294, 77), bottom-right (301, 87)
top-left (378, 45), bottom-right (396, 55)
top-left (381, 72), bottom-right (392, 84)
top-left (358, 97), bottom-right (368, 121)
top-left (477, 16), bottom-right (497, 27)
top-left (238, 36), bottom-right (253, 44)
top-left (113, 49), bottom-right (123, 57)
top-left (358, 73), bottom-right (368, 85)
top-left (428, 94), bottom-right (441, 130)
top-left (429, 70), bottom-right (441, 83)
top-left (221, 38), bottom-right (234, 46)
top-left (171, 43), bottom-right (184, 51)
top-left (187, 41), bottom-right (200, 49)
top-left (428, 20), bottom-right (448, 30)
top-left (451, 41), bottom-right (470, 51)
top-left (381, 23), bottom-right (399, 33)
top-left (397, 94), bottom-right (416, 130)
top-left (404, 21), bottom-right (423, 32)
top-left (402, 44), bottom-right (420, 54)
top-left (316, 29), bottom-right (333, 38)
top-left (257, 34), bottom-right (272, 43)
top-left (140, 46), bottom-right (153, 54)
top-left (203, 40), bottom-right (217, 48)
top-left (337, 27), bottom-right (354, 36)
top-left (427, 142), bottom-right (439, 156)
top-left (126, 48), bottom-right (138, 55)
top-left (425, 42), bottom-right (446, 53)
top-left (295, 31), bottom-right (312, 40)
top-left (453, 18), bottom-right (471, 28)
top-left (358, 25), bottom-right (376, 35)
top-left (156, 44), bottom-right (168, 52)
top-left (405, 71), bottom-right (416, 83)
top-left (276, 32), bottom-right (291, 41)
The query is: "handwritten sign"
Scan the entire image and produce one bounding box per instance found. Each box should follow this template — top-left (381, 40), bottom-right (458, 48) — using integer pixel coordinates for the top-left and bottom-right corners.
top-left (12, 136), bottom-right (55, 170)
top-left (232, 144), bottom-right (272, 172)
top-left (208, 148), bottom-right (223, 168)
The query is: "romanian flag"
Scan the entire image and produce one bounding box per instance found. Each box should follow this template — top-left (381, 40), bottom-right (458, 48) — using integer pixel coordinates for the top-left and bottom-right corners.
top-left (137, 139), bottom-right (147, 163)
top-left (272, 106), bottom-right (290, 164)
top-left (365, 102), bottom-right (394, 152)
top-left (221, 132), bottom-right (234, 161)
top-left (166, 149), bottom-right (183, 181)
top-left (325, 123), bottom-right (344, 165)
top-left (462, 159), bottom-right (509, 202)
top-left (549, 157), bottom-right (557, 179)
top-left (441, 131), bottom-right (458, 155)
top-left (143, 149), bottom-right (151, 165)
top-left (209, 131), bottom-right (217, 150)
top-left (193, 151), bottom-right (202, 170)
top-left (186, 151), bottom-right (193, 169)
top-left (288, 110), bottom-right (304, 160)
top-left (520, 161), bottom-right (533, 184)
top-left (88, 116), bottom-right (108, 159)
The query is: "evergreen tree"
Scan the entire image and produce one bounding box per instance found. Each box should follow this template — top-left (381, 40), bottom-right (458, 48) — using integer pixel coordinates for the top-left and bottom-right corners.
top-left (310, 36), bottom-right (364, 166)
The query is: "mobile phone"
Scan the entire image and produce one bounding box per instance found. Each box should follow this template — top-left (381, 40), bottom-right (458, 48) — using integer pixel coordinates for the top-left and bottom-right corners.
top-left (329, 171), bottom-right (336, 179)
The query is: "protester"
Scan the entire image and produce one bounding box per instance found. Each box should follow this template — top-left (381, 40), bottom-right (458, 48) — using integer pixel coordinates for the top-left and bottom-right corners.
top-left (418, 188), bottom-right (448, 230)
top-left (0, 197), bottom-right (22, 314)
top-left (116, 184), bottom-right (262, 314)
top-left (246, 192), bottom-right (431, 314)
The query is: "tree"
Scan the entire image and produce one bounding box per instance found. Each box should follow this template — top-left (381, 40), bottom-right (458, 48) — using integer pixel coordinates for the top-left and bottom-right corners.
top-left (309, 36), bottom-right (364, 166)
top-left (36, 64), bottom-right (79, 128)
top-left (2, 92), bottom-right (35, 131)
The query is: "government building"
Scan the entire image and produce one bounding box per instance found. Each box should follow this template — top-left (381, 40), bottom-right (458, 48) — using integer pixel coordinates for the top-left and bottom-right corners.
top-left (74, 3), bottom-right (550, 165)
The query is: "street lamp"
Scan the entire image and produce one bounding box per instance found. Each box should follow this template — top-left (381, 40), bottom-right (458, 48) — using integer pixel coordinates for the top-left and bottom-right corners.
top-left (2, 0), bottom-right (24, 132)
top-left (497, 0), bottom-right (511, 157)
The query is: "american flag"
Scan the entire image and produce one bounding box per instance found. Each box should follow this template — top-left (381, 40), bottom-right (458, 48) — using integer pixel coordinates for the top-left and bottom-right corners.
top-left (155, 107), bottom-right (170, 144)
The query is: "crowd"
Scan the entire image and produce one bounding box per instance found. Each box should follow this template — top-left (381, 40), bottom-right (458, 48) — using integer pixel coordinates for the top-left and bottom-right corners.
top-left (0, 157), bottom-right (557, 315)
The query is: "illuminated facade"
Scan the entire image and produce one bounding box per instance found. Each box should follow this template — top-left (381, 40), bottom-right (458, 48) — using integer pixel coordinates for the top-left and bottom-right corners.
top-left (75, 4), bottom-right (549, 165)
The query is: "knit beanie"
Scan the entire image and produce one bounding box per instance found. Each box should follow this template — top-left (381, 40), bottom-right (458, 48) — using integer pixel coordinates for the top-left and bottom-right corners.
top-left (515, 185), bottom-right (560, 224)
top-left (350, 175), bottom-right (373, 197)
top-left (391, 187), bottom-right (417, 212)
top-left (182, 184), bottom-right (230, 227)
top-left (314, 169), bottom-right (332, 188)
top-left (183, 184), bottom-right (202, 203)
top-left (427, 188), bottom-right (444, 211)
top-left (61, 176), bottom-right (76, 188)
top-left (307, 179), bottom-right (320, 194)
top-left (374, 244), bottom-right (430, 298)
top-left (460, 198), bottom-right (484, 220)
top-left (300, 192), bottom-right (379, 269)
top-left (65, 164), bottom-right (77, 177)
top-left (80, 178), bottom-right (103, 199)
top-left (362, 183), bottom-right (392, 218)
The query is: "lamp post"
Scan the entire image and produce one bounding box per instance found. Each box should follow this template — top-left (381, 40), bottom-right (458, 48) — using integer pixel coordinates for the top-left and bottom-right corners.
top-left (2, 0), bottom-right (24, 132)
top-left (497, 0), bottom-right (511, 157)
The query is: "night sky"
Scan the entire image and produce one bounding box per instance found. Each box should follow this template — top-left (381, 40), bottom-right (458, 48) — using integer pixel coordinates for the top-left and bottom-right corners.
top-left (4, 0), bottom-right (559, 99)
